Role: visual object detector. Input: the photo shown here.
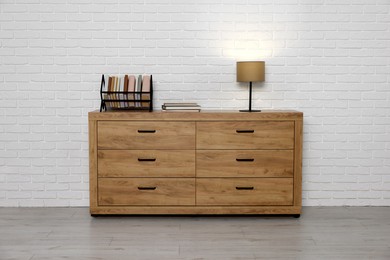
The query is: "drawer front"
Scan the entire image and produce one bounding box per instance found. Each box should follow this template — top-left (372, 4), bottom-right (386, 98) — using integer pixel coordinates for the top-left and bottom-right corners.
top-left (197, 121), bottom-right (294, 149)
top-left (98, 150), bottom-right (195, 178)
top-left (197, 150), bottom-right (293, 178)
top-left (197, 178), bottom-right (293, 206)
top-left (98, 178), bottom-right (195, 206)
top-left (98, 121), bottom-right (195, 150)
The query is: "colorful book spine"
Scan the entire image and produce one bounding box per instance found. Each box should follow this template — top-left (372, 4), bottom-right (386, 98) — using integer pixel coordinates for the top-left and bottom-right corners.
top-left (100, 74), bottom-right (152, 111)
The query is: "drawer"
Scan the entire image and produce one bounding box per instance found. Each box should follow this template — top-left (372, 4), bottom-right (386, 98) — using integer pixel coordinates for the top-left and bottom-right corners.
top-left (197, 150), bottom-right (293, 178)
top-left (98, 178), bottom-right (195, 206)
top-left (197, 121), bottom-right (294, 149)
top-left (98, 150), bottom-right (195, 178)
top-left (196, 178), bottom-right (293, 206)
top-left (98, 121), bottom-right (195, 150)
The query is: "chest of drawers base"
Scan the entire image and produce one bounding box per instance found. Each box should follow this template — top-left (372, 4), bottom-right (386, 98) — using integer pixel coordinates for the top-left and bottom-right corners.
top-left (89, 111), bottom-right (303, 216)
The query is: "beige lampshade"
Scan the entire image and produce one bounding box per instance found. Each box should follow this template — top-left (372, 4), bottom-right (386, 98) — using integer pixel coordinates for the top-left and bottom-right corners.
top-left (236, 61), bottom-right (265, 82)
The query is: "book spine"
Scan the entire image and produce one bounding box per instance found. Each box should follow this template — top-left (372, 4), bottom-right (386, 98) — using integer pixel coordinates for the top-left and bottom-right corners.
top-left (112, 76), bottom-right (116, 108)
top-left (115, 76), bottom-right (119, 108)
top-left (142, 75), bottom-right (151, 108)
top-left (136, 75), bottom-right (142, 107)
top-left (100, 74), bottom-right (153, 110)
top-left (124, 75), bottom-right (129, 107)
top-left (128, 75), bottom-right (136, 107)
top-left (107, 76), bottom-right (112, 107)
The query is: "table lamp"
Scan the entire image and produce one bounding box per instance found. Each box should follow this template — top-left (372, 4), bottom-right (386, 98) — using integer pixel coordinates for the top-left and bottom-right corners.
top-left (236, 61), bottom-right (265, 112)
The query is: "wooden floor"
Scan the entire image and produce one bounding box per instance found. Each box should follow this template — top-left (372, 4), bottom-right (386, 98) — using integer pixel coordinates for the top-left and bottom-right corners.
top-left (0, 207), bottom-right (389, 260)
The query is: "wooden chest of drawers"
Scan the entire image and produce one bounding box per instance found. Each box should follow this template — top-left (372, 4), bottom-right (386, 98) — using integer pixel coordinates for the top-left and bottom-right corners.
top-left (89, 110), bottom-right (303, 216)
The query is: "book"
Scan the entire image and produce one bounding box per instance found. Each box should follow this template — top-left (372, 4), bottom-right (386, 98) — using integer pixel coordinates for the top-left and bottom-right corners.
top-left (162, 101), bottom-right (200, 110)
top-left (100, 73), bottom-right (153, 111)
top-left (124, 75), bottom-right (129, 107)
top-left (115, 76), bottom-right (121, 108)
top-left (113, 76), bottom-right (118, 108)
top-left (162, 109), bottom-right (200, 112)
top-left (124, 75), bottom-right (129, 92)
top-left (163, 103), bottom-right (198, 107)
top-left (118, 76), bottom-right (123, 108)
top-left (162, 101), bottom-right (201, 112)
top-left (128, 75), bottom-right (136, 107)
top-left (162, 106), bottom-right (200, 110)
top-left (136, 75), bottom-right (142, 107)
top-left (141, 75), bottom-right (151, 108)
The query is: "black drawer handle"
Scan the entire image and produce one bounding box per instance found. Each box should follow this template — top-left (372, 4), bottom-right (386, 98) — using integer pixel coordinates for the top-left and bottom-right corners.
top-left (236, 130), bottom-right (254, 133)
top-left (138, 130), bottom-right (156, 133)
top-left (236, 158), bottom-right (255, 162)
top-left (138, 158), bottom-right (156, 162)
top-left (138, 187), bottom-right (156, 190)
top-left (236, 187), bottom-right (254, 190)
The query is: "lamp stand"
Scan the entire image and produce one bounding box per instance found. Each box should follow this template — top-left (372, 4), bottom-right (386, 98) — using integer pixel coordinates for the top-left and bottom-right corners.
top-left (240, 81), bottom-right (261, 112)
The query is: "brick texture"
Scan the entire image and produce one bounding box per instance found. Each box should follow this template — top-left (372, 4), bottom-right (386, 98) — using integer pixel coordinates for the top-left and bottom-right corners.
top-left (0, 0), bottom-right (389, 206)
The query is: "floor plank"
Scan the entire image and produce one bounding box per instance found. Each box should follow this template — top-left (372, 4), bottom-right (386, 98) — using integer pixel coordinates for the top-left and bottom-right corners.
top-left (0, 207), bottom-right (389, 259)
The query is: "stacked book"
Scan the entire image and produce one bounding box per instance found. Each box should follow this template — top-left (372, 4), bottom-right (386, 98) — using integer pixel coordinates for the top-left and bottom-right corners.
top-left (102, 74), bottom-right (151, 109)
top-left (162, 103), bottom-right (201, 112)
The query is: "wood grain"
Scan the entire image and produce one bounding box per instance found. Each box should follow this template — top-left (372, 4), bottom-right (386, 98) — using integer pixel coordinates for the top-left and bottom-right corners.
top-left (98, 150), bottom-right (195, 178)
top-left (89, 110), bottom-right (303, 121)
top-left (3, 207), bottom-right (390, 259)
top-left (197, 150), bottom-right (293, 178)
top-left (88, 118), bottom-right (98, 210)
top-left (294, 119), bottom-right (303, 207)
top-left (89, 111), bottom-right (303, 215)
top-left (98, 121), bottom-right (195, 150)
top-left (196, 178), bottom-right (293, 206)
top-left (197, 121), bottom-right (294, 149)
top-left (90, 205), bottom-right (302, 215)
top-left (98, 178), bottom-right (195, 206)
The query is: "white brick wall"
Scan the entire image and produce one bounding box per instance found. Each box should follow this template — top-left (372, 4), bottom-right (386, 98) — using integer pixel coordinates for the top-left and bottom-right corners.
top-left (0, 0), bottom-right (389, 207)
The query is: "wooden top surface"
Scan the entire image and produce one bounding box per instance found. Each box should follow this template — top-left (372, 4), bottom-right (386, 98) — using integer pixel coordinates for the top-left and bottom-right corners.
top-left (89, 110), bottom-right (303, 121)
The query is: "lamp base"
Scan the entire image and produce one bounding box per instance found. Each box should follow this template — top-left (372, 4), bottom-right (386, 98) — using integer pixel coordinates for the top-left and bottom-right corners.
top-left (239, 109), bottom-right (261, 112)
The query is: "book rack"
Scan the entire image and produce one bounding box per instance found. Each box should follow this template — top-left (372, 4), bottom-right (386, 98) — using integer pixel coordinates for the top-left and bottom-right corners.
top-left (99, 74), bottom-right (153, 112)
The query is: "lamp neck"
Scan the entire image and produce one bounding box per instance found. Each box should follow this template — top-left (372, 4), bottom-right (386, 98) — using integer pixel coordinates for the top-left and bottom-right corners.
top-left (249, 81), bottom-right (252, 112)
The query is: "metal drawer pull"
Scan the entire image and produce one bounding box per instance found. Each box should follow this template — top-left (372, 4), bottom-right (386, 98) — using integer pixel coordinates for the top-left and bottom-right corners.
top-left (236, 187), bottom-right (254, 190)
top-left (236, 130), bottom-right (254, 133)
top-left (138, 187), bottom-right (157, 190)
top-left (138, 158), bottom-right (156, 162)
top-left (236, 158), bottom-right (254, 162)
top-left (137, 130), bottom-right (156, 133)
